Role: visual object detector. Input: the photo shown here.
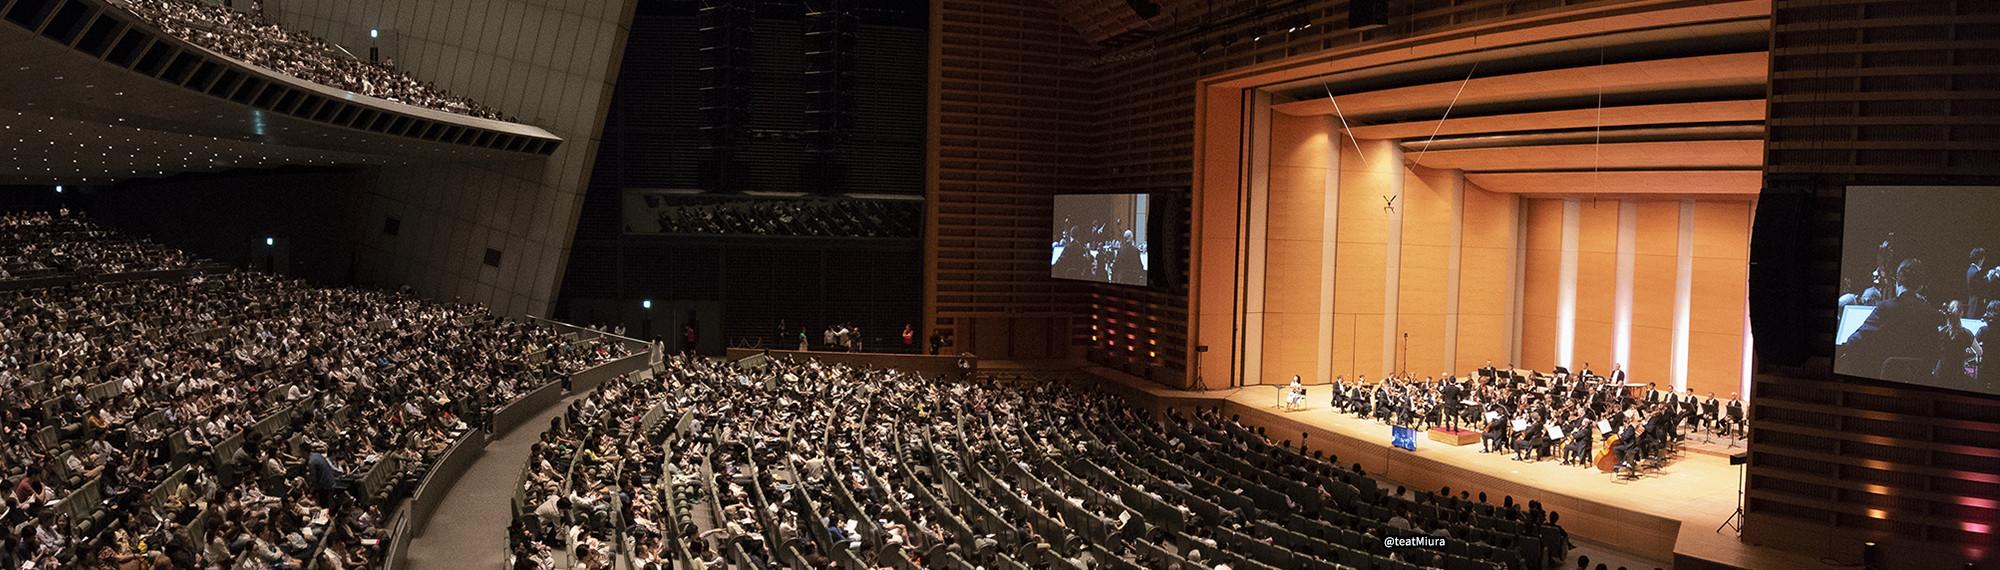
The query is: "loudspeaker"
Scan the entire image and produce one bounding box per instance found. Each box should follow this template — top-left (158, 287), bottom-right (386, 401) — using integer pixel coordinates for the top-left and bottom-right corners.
top-left (1862, 542), bottom-right (1881, 570)
top-left (1125, 0), bottom-right (1160, 19)
top-left (1748, 182), bottom-right (1811, 367)
top-left (1349, 0), bottom-right (1388, 29)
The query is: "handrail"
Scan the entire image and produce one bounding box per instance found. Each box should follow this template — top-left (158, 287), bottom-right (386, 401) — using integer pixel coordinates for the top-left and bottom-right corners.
top-left (525, 314), bottom-right (650, 349)
top-left (385, 326), bottom-right (645, 570)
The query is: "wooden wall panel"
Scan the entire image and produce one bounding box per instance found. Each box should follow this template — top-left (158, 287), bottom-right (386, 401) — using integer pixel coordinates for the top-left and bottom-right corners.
top-left (1259, 112), bottom-right (1333, 384)
top-left (1191, 86), bottom-right (1246, 389)
top-left (1688, 200), bottom-right (1751, 397)
top-left (1333, 137), bottom-right (1399, 379)
top-left (1398, 168), bottom-right (1455, 377)
top-left (930, 0), bottom-right (1096, 358)
top-left (1519, 199), bottom-right (1564, 370)
top-left (1573, 200), bottom-right (1620, 371)
top-left (1629, 200), bottom-right (1681, 386)
top-left (1455, 180), bottom-right (1518, 373)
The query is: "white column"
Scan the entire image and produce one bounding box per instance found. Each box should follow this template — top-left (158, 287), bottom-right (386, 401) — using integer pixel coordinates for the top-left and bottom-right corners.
top-left (1671, 200), bottom-right (1696, 392)
top-left (1556, 199), bottom-right (1580, 369)
top-left (1613, 200), bottom-right (1638, 373)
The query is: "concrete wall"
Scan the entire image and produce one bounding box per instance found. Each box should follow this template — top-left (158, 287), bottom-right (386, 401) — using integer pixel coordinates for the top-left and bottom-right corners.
top-left (265, 0), bottom-right (637, 317)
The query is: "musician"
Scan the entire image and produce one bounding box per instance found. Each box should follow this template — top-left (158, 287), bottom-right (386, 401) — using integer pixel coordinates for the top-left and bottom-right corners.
top-left (1439, 376), bottom-right (1464, 430)
top-left (1579, 362), bottom-right (1595, 381)
top-left (1644, 408), bottom-right (1676, 456)
top-left (1724, 393), bottom-right (1745, 436)
top-left (1478, 361), bottom-right (1499, 381)
top-left (1612, 421), bottom-right (1643, 470)
top-left (1679, 389), bottom-right (1703, 432)
top-left (1562, 419), bottom-right (1592, 465)
top-left (1702, 393), bottom-right (1722, 434)
top-left (1481, 413), bottom-right (1508, 453)
top-left (1285, 375), bottom-right (1306, 409)
top-left (1330, 376), bottom-right (1347, 409)
top-left (1607, 363), bottom-right (1627, 385)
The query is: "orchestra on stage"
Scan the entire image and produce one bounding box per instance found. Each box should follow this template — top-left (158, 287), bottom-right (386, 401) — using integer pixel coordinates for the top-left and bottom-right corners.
top-left (1292, 362), bottom-right (1745, 478)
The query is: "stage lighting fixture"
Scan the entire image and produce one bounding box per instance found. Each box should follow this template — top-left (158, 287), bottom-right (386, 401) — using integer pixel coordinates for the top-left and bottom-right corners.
top-left (642, 299), bottom-right (653, 310)
top-left (54, 184), bottom-right (62, 193)
top-left (370, 28), bottom-right (380, 39)
top-left (265, 237), bottom-right (274, 246)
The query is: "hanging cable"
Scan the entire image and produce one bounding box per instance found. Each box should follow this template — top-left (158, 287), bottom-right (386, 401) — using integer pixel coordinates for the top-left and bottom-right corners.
top-left (1412, 60), bottom-right (1480, 167)
top-left (1324, 80), bottom-right (1368, 167)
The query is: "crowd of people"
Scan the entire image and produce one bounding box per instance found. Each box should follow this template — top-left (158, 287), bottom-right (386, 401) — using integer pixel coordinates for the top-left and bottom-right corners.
top-left (498, 350), bottom-right (1592, 570)
top-left (113, 0), bottom-right (511, 121)
top-left (1051, 217), bottom-right (1147, 285)
top-left (1303, 362), bottom-right (1743, 477)
top-left (0, 212), bottom-right (622, 568)
top-left (630, 196), bottom-right (923, 238)
top-left (1, 211), bottom-right (199, 283)
top-left (1837, 235), bottom-right (1996, 391)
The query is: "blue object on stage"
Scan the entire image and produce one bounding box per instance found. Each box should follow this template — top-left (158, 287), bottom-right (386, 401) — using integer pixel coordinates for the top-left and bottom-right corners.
top-left (1391, 425), bottom-right (1417, 451)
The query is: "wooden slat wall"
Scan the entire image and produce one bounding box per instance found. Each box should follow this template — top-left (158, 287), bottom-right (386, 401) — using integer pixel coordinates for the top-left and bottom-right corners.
top-left (929, 0), bottom-right (1099, 353)
top-left (1746, 0), bottom-right (2000, 568)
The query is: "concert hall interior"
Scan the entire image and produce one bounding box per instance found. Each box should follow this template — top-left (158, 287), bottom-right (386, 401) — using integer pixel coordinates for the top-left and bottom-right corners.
top-left (2, 0), bottom-right (1996, 569)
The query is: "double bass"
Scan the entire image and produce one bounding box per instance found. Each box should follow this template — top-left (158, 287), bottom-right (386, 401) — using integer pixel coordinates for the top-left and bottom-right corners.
top-left (1594, 431), bottom-right (1621, 473)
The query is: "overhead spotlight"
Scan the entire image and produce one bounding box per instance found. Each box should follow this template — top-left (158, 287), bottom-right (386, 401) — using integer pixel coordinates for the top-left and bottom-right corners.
top-left (1287, 13), bottom-right (1314, 32)
top-left (370, 28), bottom-right (380, 39)
top-left (641, 299), bottom-right (653, 310)
top-left (54, 184), bottom-right (62, 193)
top-left (265, 237), bottom-right (275, 246)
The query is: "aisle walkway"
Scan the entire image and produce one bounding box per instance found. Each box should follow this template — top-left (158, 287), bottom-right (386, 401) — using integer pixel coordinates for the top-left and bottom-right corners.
top-left (402, 390), bottom-right (587, 569)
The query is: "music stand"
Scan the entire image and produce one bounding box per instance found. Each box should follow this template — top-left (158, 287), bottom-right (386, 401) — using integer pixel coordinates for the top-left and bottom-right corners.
top-left (1716, 452), bottom-right (1748, 535)
top-left (1726, 406), bottom-right (1745, 449)
top-left (1191, 345), bottom-right (1209, 392)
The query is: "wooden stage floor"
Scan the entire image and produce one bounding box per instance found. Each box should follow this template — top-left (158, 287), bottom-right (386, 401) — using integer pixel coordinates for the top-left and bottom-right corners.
top-left (1078, 368), bottom-right (1839, 570)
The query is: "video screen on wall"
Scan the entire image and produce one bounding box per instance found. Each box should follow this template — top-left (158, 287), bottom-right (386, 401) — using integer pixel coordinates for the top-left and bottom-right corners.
top-left (1834, 186), bottom-right (2000, 395)
top-left (1051, 193), bottom-right (1149, 286)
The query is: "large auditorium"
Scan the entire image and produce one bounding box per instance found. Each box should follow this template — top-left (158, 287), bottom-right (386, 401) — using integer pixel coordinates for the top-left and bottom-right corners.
top-left (1, 0), bottom-right (1994, 568)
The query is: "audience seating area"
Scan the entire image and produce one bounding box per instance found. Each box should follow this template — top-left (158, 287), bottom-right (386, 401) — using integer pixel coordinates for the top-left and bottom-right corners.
top-left (0, 211), bottom-right (626, 569)
top-left (500, 353), bottom-right (1579, 570)
top-left (631, 196), bottom-right (923, 238)
top-left (1, 211), bottom-right (208, 285)
top-left (112, 0), bottom-right (511, 121)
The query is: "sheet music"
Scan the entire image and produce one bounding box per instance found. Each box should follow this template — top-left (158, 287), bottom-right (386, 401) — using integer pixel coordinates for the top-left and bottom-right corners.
top-left (1484, 411), bottom-right (1500, 423)
top-left (1596, 420), bottom-right (1613, 435)
top-left (1547, 425), bottom-right (1564, 439)
top-left (1511, 418), bottom-right (1529, 432)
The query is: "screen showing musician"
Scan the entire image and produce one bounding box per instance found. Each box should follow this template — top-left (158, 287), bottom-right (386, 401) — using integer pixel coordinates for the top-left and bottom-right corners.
top-left (1051, 193), bottom-right (1150, 286)
top-left (1834, 186), bottom-right (2000, 395)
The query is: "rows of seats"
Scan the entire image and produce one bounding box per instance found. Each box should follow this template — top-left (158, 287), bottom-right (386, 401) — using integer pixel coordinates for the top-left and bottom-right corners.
top-left (509, 371), bottom-right (666, 570)
top-left (508, 353), bottom-right (1583, 570)
top-left (113, 0), bottom-right (510, 121)
top-left (0, 213), bottom-right (621, 569)
top-left (0, 211), bottom-right (199, 282)
top-left (634, 196), bottom-right (923, 238)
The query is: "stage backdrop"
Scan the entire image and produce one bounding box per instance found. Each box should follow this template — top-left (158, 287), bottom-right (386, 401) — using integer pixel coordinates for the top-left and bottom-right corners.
top-left (1197, 109), bottom-right (1754, 400)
